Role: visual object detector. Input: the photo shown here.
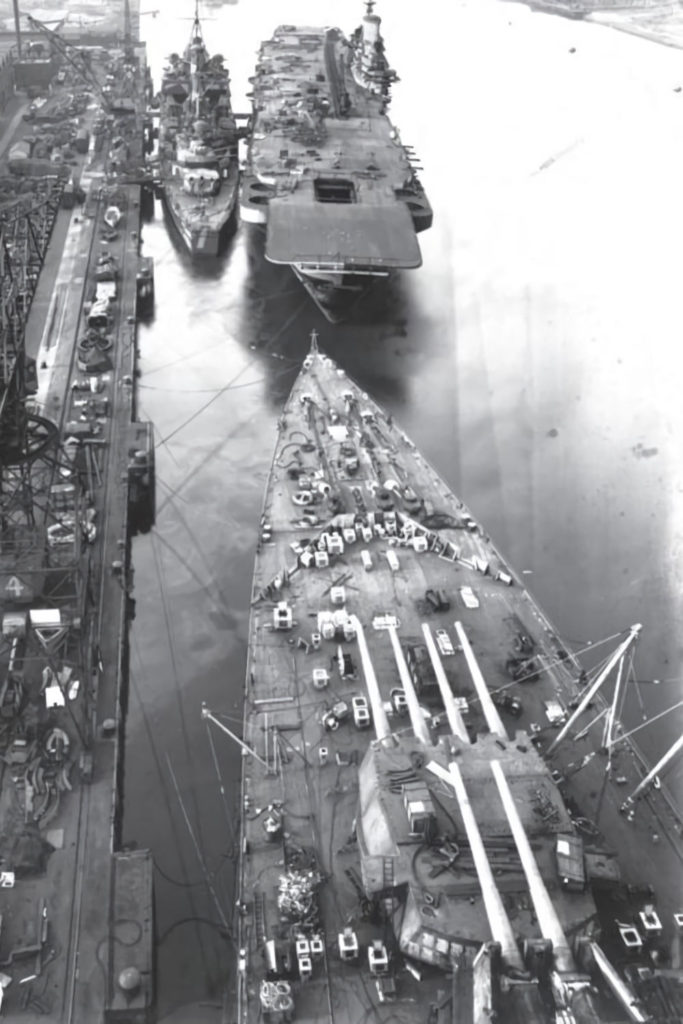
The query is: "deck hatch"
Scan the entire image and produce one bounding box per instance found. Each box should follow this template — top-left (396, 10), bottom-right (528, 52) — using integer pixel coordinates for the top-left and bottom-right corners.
top-left (313, 177), bottom-right (356, 203)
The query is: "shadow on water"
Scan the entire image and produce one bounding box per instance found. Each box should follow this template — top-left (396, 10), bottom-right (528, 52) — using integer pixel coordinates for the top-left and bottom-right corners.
top-left (239, 222), bottom-right (430, 411)
top-left (128, 185), bottom-right (457, 1024)
top-left (124, 3), bottom-right (683, 1017)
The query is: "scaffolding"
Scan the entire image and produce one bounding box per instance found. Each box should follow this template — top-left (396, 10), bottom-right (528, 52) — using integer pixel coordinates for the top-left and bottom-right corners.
top-left (0, 177), bottom-right (93, 757)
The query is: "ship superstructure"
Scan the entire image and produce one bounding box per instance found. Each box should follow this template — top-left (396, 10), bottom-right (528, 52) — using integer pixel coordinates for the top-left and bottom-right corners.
top-left (157, 2), bottom-right (239, 256)
top-left (220, 337), bottom-right (683, 1023)
top-left (240, 2), bottom-right (432, 321)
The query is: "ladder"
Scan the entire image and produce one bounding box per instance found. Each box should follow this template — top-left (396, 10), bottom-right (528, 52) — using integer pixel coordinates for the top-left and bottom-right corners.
top-left (252, 889), bottom-right (266, 948)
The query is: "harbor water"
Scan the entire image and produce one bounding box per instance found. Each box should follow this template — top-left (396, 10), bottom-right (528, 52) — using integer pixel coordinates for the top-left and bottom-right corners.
top-left (124, 0), bottom-right (683, 1017)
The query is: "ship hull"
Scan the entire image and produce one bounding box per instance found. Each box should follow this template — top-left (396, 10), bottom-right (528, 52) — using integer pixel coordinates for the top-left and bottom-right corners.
top-left (157, 9), bottom-right (240, 258)
top-left (160, 184), bottom-right (237, 257)
top-left (231, 338), bottom-right (683, 1024)
top-left (291, 264), bottom-right (390, 323)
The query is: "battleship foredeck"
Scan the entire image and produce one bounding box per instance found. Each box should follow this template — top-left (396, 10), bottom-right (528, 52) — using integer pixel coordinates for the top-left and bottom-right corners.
top-left (232, 340), bottom-right (683, 1024)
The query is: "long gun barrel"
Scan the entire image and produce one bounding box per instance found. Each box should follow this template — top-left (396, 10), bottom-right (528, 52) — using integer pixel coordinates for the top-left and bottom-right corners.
top-left (350, 615), bottom-right (392, 741)
top-left (387, 624), bottom-right (432, 745)
top-left (421, 624), bottom-right (470, 742)
top-left (454, 621), bottom-right (507, 738)
top-left (446, 762), bottom-right (523, 969)
top-left (490, 760), bottom-right (575, 973)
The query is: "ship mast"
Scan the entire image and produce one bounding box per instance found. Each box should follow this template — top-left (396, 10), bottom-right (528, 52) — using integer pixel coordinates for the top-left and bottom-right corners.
top-left (188, 0), bottom-right (204, 120)
top-left (547, 623), bottom-right (642, 753)
top-left (621, 732), bottom-right (683, 809)
top-left (123, 0), bottom-right (132, 60)
top-left (11, 0), bottom-right (21, 58)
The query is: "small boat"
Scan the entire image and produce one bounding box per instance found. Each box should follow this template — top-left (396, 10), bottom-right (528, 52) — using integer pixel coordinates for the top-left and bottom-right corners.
top-left (157, 0), bottom-right (239, 256)
top-left (103, 204), bottom-right (122, 228)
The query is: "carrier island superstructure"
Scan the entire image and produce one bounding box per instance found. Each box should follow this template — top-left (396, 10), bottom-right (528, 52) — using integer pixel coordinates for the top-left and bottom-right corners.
top-left (221, 338), bottom-right (683, 1024)
top-left (240, 2), bottom-right (432, 322)
top-left (0, 12), bottom-right (155, 1022)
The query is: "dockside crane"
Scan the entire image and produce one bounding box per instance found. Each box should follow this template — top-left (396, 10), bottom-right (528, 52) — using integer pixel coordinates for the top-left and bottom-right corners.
top-left (0, 183), bottom-right (95, 750)
top-left (26, 9), bottom-right (154, 186)
top-left (25, 14), bottom-right (100, 98)
top-left (0, 186), bottom-right (61, 487)
top-left (26, 12), bottom-right (139, 114)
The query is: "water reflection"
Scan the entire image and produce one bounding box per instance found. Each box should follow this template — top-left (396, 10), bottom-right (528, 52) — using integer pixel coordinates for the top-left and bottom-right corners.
top-left (130, 199), bottom-right (447, 1021)
top-left (243, 231), bottom-right (419, 404)
top-left (125, 1), bottom-right (683, 1018)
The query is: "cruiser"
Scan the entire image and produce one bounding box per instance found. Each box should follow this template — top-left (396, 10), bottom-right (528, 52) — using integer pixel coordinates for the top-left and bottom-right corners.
top-left (157, 2), bottom-right (239, 256)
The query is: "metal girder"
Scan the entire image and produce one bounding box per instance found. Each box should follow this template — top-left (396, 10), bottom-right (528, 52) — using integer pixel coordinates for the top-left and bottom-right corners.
top-left (0, 178), bottom-right (63, 469)
top-left (0, 175), bottom-right (88, 683)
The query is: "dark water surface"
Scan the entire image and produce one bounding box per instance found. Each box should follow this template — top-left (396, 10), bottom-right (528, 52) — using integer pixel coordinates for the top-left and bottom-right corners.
top-left (125, 1), bottom-right (683, 1017)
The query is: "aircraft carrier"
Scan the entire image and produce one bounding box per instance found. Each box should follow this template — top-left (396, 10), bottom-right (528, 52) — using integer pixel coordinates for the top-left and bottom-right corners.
top-left (240, 2), bottom-right (433, 323)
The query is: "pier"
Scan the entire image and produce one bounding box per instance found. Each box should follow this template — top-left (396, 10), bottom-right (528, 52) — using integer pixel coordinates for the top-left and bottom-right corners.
top-left (0, 31), bottom-right (155, 1023)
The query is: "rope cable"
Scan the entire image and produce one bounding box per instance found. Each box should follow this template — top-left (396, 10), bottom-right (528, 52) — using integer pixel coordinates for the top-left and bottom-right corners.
top-left (206, 716), bottom-right (237, 850)
top-left (166, 753), bottom-right (231, 934)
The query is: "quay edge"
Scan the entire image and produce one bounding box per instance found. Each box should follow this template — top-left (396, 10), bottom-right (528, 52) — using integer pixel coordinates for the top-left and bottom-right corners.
top-left (0, 32), bottom-right (156, 1024)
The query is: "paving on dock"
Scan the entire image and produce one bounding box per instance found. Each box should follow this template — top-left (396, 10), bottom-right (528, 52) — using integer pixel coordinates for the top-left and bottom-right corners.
top-left (0, 42), bottom-right (154, 1024)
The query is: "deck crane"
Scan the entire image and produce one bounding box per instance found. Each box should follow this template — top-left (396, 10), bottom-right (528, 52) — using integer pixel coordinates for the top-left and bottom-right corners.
top-left (546, 624), bottom-right (642, 754)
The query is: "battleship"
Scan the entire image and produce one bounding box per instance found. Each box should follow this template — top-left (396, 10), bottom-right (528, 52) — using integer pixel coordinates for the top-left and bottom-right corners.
top-left (157, 1), bottom-right (240, 256)
top-left (0, 9), bottom-right (155, 1022)
top-left (240, 2), bottom-right (432, 322)
top-left (211, 335), bottom-right (683, 1023)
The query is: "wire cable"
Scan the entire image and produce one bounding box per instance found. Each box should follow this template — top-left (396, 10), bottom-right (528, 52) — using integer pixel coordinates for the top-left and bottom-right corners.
top-left (206, 716), bottom-right (237, 852)
top-left (129, 656), bottom-right (208, 956)
top-left (166, 753), bottom-right (231, 934)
